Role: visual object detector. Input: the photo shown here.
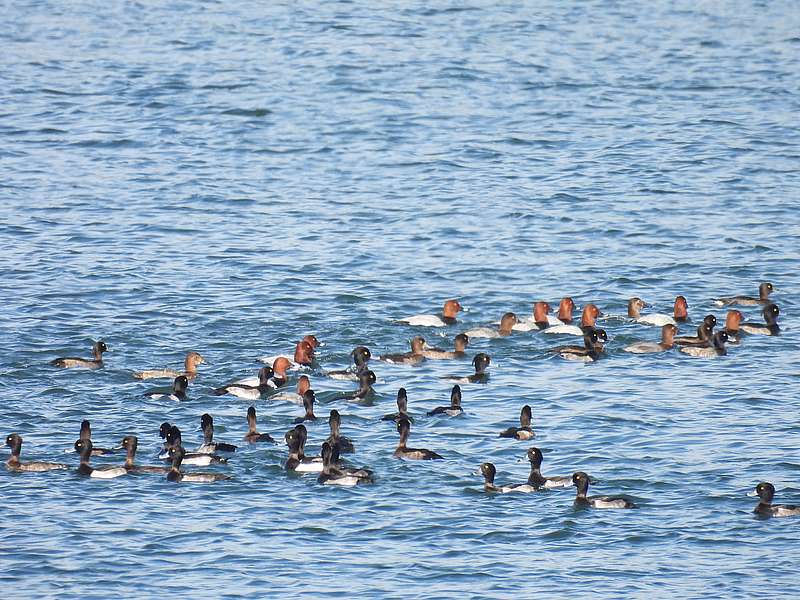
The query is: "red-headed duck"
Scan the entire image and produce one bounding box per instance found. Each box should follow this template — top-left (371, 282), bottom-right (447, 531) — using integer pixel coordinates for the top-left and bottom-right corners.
top-left (513, 302), bottom-right (553, 332)
top-left (5, 434), bottom-right (68, 472)
top-left (422, 333), bottom-right (470, 359)
top-left (721, 310), bottom-right (744, 344)
top-left (680, 331), bottom-right (729, 357)
top-left (544, 303), bottom-right (602, 336)
top-left (674, 315), bottom-right (716, 346)
top-left (399, 299), bottom-right (463, 327)
top-left (466, 312), bottom-right (518, 338)
top-left (380, 336), bottom-right (427, 365)
top-left (624, 324), bottom-right (678, 353)
top-left (627, 298), bottom-right (677, 327)
top-left (133, 351), bottom-right (205, 380)
top-left (51, 340), bottom-right (107, 369)
top-left (673, 296), bottom-right (689, 323)
top-left (714, 282), bottom-right (774, 307)
top-left (271, 374), bottom-right (312, 405)
top-left (740, 303), bottom-right (780, 336)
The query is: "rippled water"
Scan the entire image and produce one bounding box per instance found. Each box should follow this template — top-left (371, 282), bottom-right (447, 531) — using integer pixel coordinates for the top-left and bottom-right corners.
top-left (2, 1), bottom-right (800, 597)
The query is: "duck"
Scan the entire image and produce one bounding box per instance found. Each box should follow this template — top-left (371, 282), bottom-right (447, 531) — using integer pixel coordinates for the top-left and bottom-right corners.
top-left (627, 297), bottom-right (677, 327)
top-left (721, 309), bottom-right (744, 344)
top-left (394, 418), bottom-right (443, 460)
top-left (379, 336), bottom-right (427, 365)
top-left (427, 385), bottom-right (464, 416)
top-left (258, 335), bottom-right (320, 368)
top-left (479, 462), bottom-right (535, 493)
top-left (680, 330), bottom-right (729, 357)
top-left (78, 420), bottom-right (115, 455)
top-left (445, 353), bottom-right (491, 384)
top-left (399, 299), bottom-right (463, 327)
top-left (524, 448), bottom-right (572, 489)
top-left (293, 390), bottom-right (318, 424)
top-left (674, 315), bottom-right (717, 346)
top-left (196, 414), bottom-right (238, 454)
top-left (341, 369), bottom-right (377, 402)
top-left (118, 436), bottom-right (170, 474)
top-left (421, 333), bottom-right (470, 360)
top-left (143, 375), bottom-right (188, 401)
top-left (498, 405), bottom-right (534, 440)
top-left (270, 375), bottom-right (312, 405)
top-left (158, 422), bottom-right (172, 455)
top-left (50, 340), bottom-right (107, 369)
top-left (673, 296), bottom-right (689, 323)
top-left (284, 425), bottom-right (323, 473)
top-left (317, 442), bottom-right (374, 486)
top-left (74, 439), bottom-right (127, 479)
top-left (624, 324), bottom-right (678, 353)
top-left (214, 366), bottom-right (274, 399)
top-left (382, 388), bottom-right (414, 423)
top-left (324, 409), bottom-right (354, 454)
top-left (133, 351), bottom-right (205, 380)
top-left (243, 407), bottom-right (275, 443)
top-left (167, 446), bottom-right (230, 483)
top-left (326, 346), bottom-right (372, 380)
top-left (714, 282), bottom-right (774, 306)
top-left (5, 434), bottom-right (68, 472)
top-left (464, 312), bottom-right (518, 338)
top-left (513, 302), bottom-right (556, 332)
top-left (572, 471), bottom-right (635, 509)
top-left (544, 303), bottom-right (602, 336)
top-left (752, 482), bottom-right (800, 517)
top-left (160, 426), bottom-right (228, 465)
top-left (552, 328), bottom-right (607, 362)
top-left (740, 303), bottom-right (780, 336)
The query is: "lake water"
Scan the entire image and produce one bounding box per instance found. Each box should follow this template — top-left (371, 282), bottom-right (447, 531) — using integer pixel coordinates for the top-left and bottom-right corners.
top-left (2, 1), bottom-right (800, 597)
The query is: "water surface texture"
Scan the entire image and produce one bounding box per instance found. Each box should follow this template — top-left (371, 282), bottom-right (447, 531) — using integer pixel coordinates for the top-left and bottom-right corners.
top-left (2, 1), bottom-right (800, 597)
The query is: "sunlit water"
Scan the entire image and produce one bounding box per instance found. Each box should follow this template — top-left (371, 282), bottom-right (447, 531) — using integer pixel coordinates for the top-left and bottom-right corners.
top-left (2, 1), bottom-right (800, 597)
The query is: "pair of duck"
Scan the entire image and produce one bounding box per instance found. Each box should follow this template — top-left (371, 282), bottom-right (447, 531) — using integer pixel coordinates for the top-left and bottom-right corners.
top-left (283, 424), bottom-right (372, 486)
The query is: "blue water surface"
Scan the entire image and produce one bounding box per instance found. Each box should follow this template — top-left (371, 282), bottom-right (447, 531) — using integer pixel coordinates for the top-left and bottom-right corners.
top-left (2, 1), bottom-right (800, 598)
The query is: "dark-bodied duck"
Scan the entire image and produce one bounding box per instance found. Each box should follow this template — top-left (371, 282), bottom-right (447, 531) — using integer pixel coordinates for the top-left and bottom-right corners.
top-left (680, 330), bottom-right (729, 358)
top-left (380, 336), bottom-right (427, 365)
top-left (422, 333), bottom-right (470, 360)
top-left (399, 299), bottom-right (463, 327)
top-left (514, 302), bottom-right (555, 332)
top-left (480, 462), bottom-right (535, 493)
top-left (524, 448), bottom-right (571, 489)
top-left (740, 303), bottom-right (780, 336)
top-left (427, 385), bottom-right (464, 417)
top-left (215, 366), bottom-right (274, 399)
top-left (465, 312), bottom-right (518, 338)
top-left (721, 310), bottom-right (744, 344)
top-left (243, 407), bottom-right (275, 444)
top-left (674, 315), bottom-right (716, 346)
top-left (714, 282), bottom-right (774, 307)
top-left (327, 346), bottom-right (372, 381)
top-left (324, 410), bottom-right (354, 454)
top-left (552, 328), bottom-right (607, 362)
top-left (78, 420), bottom-right (115, 456)
top-left (341, 369), bottom-right (377, 402)
top-left (382, 388), bottom-right (414, 423)
top-left (51, 340), bottom-right (107, 369)
top-left (161, 426), bottom-right (227, 465)
top-left (624, 324), bottom-right (678, 354)
top-left (318, 442), bottom-right (374, 486)
top-left (293, 390), bottom-right (318, 424)
top-left (143, 375), bottom-right (188, 401)
top-left (119, 436), bottom-right (170, 474)
top-left (133, 351), bottom-right (205, 380)
top-left (74, 439), bottom-right (127, 479)
top-left (196, 414), bottom-right (237, 454)
top-left (5, 434), bottom-right (68, 472)
top-left (544, 303), bottom-right (602, 336)
top-left (573, 471), bottom-right (635, 509)
top-left (498, 405), bottom-right (534, 440)
top-left (752, 482), bottom-right (800, 518)
top-left (284, 425), bottom-right (323, 473)
top-left (394, 418), bottom-right (443, 460)
top-left (445, 353), bottom-right (491, 384)
top-left (167, 446), bottom-right (230, 483)
top-left (627, 298), bottom-right (676, 327)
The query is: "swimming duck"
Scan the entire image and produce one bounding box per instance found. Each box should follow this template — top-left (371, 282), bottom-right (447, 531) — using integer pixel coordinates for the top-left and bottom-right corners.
top-left (445, 353), bottom-right (491, 384)
top-left (143, 375), bottom-right (188, 401)
top-left (680, 330), bottom-right (729, 357)
top-left (624, 324), bottom-right (678, 353)
top-left (78, 420), bottom-right (115, 456)
top-left (317, 442), bottom-right (374, 486)
top-left (399, 299), bottom-right (463, 327)
top-left (513, 302), bottom-right (555, 332)
top-left (167, 446), bottom-right (230, 483)
top-left (5, 434), bottom-right (68, 472)
top-left (243, 407), bottom-right (275, 443)
top-left (674, 315), bottom-right (716, 346)
top-left (326, 346), bottom-right (372, 380)
top-left (324, 409), bottom-right (354, 454)
top-left (293, 390), bottom-right (318, 424)
top-left (284, 425), bottom-right (323, 473)
top-left (119, 436), bottom-right (170, 474)
top-left (258, 335), bottom-right (320, 368)
top-left (196, 414), bottom-right (237, 454)
top-left (382, 388), bottom-right (414, 423)
top-left (572, 471), bottom-right (635, 509)
top-left (394, 418), bottom-right (443, 460)
top-left (752, 482), bottom-right (800, 517)
top-left (161, 426), bottom-right (228, 465)
top-left (544, 303), bottom-right (602, 336)
top-left (74, 439), bottom-right (127, 479)
top-left (341, 369), bottom-right (377, 402)
top-left (552, 328), bottom-right (607, 362)
top-left (464, 312), bottom-right (518, 338)
top-left (214, 366), bottom-right (274, 399)
top-left (524, 448), bottom-right (572, 489)
top-left (714, 282), bottom-right (774, 307)
top-left (627, 298), bottom-right (677, 327)
top-left (721, 310), bottom-right (744, 344)
top-left (498, 405), bottom-right (534, 440)
top-left (271, 375), bottom-right (312, 405)
top-left (479, 462), bottom-right (535, 493)
top-left (380, 336), bottom-right (427, 365)
top-left (50, 340), bottom-right (107, 369)
top-left (133, 351), bottom-right (205, 380)
top-left (422, 333), bottom-right (470, 360)
top-left (740, 303), bottom-right (780, 336)
top-left (673, 296), bottom-right (689, 323)
top-left (427, 385), bottom-right (464, 416)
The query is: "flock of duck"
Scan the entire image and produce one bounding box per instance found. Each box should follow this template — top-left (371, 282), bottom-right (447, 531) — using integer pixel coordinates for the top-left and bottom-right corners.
top-left (5, 281), bottom-right (796, 516)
